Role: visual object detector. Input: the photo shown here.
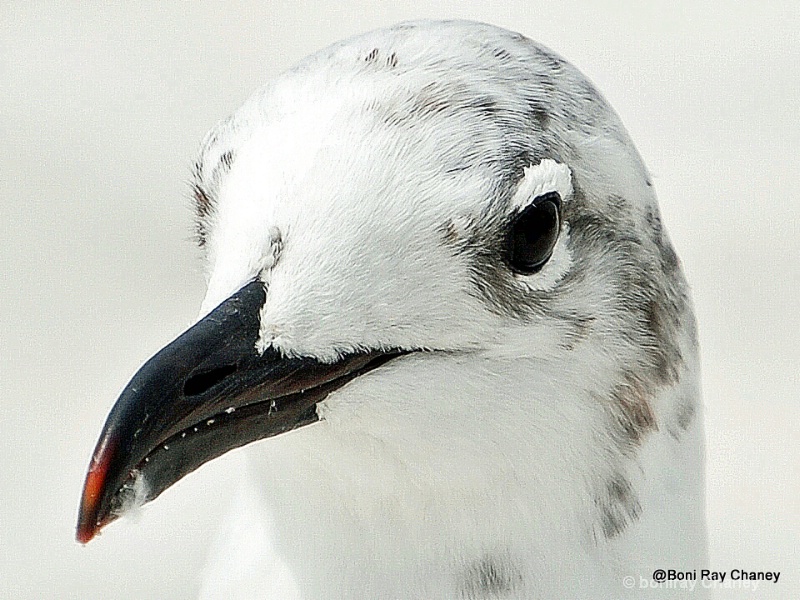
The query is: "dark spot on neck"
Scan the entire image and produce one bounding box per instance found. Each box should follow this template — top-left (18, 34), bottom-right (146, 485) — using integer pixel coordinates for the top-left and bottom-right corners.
top-left (671, 392), bottom-right (696, 439)
top-left (459, 555), bottom-right (522, 599)
top-left (594, 473), bottom-right (641, 540)
top-left (192, 182), bottom-right (214, 247)
top-left (608, 373), bottom-right (657, 447)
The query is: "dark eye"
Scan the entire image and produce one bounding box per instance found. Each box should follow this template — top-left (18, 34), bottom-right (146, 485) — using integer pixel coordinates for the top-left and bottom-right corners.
top-left (505, 191), bottom-right (562, 274)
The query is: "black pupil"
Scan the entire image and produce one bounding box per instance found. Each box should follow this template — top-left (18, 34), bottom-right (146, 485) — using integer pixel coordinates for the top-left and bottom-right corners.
top-left (507, 191), bottom-right (561, 274)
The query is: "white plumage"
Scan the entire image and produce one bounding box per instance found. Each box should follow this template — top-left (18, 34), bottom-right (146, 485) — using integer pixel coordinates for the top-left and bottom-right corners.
top-left (83, 19), bottom-right (708, 600)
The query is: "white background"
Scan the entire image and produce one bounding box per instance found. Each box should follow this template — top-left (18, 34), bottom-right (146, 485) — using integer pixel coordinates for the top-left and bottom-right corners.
top-left (1, 2), bottom-right (798, 598)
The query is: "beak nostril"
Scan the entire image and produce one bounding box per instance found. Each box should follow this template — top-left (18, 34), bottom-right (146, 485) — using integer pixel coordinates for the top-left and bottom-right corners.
top-left (184, 364), bottom-right (238, 397)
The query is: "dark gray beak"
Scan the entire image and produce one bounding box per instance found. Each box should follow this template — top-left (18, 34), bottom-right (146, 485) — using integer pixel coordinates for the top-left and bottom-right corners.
top-left (77, 280), bottom-right (403, 543)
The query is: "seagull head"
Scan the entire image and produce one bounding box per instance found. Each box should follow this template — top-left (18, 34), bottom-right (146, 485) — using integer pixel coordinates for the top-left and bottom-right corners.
top-left (77, 21), bottom-right (696, 585)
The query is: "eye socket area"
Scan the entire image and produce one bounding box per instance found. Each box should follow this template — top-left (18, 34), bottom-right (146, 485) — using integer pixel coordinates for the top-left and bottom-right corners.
top-left (505, 191), bottom-right (562, 275)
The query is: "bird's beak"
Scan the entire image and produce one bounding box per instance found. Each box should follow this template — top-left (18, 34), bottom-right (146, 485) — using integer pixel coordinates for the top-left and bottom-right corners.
top-left (77, 280), bottom-right (403, 544)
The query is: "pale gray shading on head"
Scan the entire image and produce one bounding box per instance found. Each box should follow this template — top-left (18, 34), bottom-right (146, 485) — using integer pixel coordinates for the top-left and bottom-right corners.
top-left (191, 18), bottom-right (696, 427)
top-left (372, 24), bottom-right (696, 450)
top-left (188, 21), bottom-right (698, 543)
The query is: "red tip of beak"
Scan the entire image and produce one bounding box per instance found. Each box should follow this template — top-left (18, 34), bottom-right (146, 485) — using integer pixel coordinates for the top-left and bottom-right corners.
top-left (76, 435), bottom-right (116, 544)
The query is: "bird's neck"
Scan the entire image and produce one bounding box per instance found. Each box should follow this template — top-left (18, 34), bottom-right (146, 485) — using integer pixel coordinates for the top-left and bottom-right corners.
top-left (201, 362), bottom-right (707, 600)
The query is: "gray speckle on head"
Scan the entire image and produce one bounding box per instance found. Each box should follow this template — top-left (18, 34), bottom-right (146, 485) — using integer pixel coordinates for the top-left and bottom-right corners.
top-left (559, 313), bottom-right (594, 351)
top-left (490, 46), bottom-right (513, 62)
top-left (594, 473), bottom-right (642, 540)
top-left (674, 393), bottom-right (696, 435)
top-left (459, 555), bottom-right (522, 599)
top-left (528, 102), bottom-right (551, 130)
top-left (606, 373), bottom-right (657, 448)
top-left (530, 43), bottom-right (565, 72)
top-left (645, 206), bottom-right (680, 275)
top-left (660, 383), bottom-right (697, 440)
top-left (363, 47), bottom-right (398, 69)
top-left (381, 80), bottom-right (503, 127)
top-left (191, 146), bottom-right (236, 248)
top-left (191, 180), bottom-right (213, 247)
top-left (218, 150), bottom-right (235, 172)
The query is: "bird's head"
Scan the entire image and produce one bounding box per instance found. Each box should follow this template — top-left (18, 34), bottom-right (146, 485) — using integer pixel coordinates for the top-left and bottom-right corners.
top-left (77, 21), bottom-right (694, 546)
